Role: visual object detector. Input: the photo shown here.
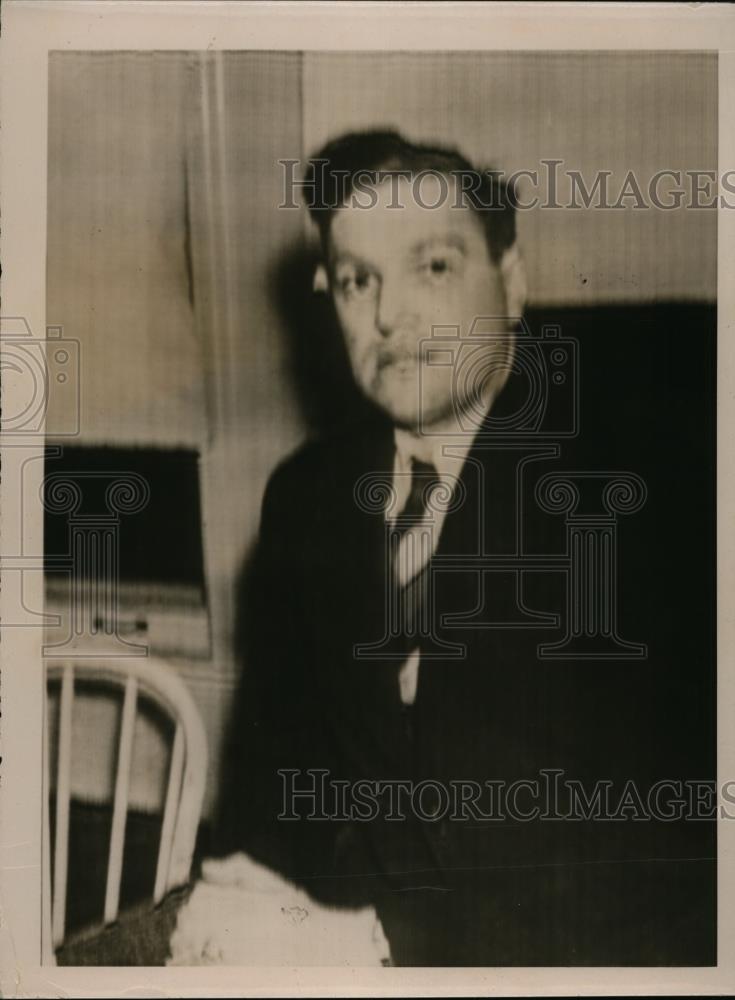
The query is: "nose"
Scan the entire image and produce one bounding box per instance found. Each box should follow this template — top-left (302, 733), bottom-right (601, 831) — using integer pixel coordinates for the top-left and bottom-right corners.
top-left (376, 275), bottom-right (413, 338)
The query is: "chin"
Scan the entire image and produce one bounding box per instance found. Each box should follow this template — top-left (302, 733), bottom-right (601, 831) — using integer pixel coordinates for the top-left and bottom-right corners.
top-left (373, 399), bottom-right (421, 430)
top-left (358, 368), bottom-right (457, 430)
top-left (360, 377), bottom-right (414, 427)
top-left (377, 394), bottom-right (456, 432)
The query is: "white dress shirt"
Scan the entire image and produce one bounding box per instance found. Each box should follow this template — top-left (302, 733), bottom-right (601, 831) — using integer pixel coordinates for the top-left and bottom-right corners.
top-left (387, 422), bottom-right (480, 705)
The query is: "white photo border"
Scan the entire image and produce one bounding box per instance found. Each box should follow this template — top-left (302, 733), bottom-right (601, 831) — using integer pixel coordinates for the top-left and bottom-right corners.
top-left (1, 1), bottom-right (733, 995)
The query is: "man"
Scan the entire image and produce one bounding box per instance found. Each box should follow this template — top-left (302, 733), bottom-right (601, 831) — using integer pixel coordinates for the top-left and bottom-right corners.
top-left (219, 130), bottom-right (715, 965)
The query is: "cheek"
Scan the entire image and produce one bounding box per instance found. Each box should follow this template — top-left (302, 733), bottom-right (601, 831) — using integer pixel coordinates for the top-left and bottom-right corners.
top-left (336, 308), bottom-right (377, 371)
top-left (469, 269), bottom-right (507, 317)
top-left (434, 270), bottom-right (505, 326)
top-left (418, 273), bottom-right (506, 331)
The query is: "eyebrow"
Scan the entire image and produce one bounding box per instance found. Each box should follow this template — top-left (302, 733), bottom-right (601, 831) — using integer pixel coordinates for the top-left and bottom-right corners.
top-left (328, 250), bottom-right (376, 272)
top-left (408, 233), bottom-right (468, 258)
top-left (329, 233), bottom-right (468, 271)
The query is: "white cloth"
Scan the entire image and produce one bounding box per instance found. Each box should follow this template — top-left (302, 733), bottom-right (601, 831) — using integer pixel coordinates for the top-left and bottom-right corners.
top-left (389, 426), bottom-right (479, 705)
top-left (167, 852), bottom-right (391, 967)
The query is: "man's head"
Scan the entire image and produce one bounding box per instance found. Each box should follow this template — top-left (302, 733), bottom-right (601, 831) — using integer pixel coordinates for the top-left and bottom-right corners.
top-left (306, 130), bottom-right (526, 432)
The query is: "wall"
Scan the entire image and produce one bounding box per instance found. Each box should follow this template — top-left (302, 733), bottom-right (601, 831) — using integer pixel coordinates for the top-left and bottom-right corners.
top-left (303, 51), bottom-right (717, 305)
top-left (47, 52), bottom-right (207, 447)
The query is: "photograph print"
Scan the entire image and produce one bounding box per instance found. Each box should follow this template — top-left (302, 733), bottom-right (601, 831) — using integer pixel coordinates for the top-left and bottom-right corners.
top-left (41, 48), bottom-right (717, 968)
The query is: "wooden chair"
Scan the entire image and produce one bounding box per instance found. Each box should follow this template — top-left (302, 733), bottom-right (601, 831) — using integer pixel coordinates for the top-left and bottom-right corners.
top-left (42, 658), bottom-right (208, 964)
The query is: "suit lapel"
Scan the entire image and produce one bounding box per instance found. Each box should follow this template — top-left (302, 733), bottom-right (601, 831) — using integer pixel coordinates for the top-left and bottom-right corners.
top-left (309, 421), bottom-right (416, 774)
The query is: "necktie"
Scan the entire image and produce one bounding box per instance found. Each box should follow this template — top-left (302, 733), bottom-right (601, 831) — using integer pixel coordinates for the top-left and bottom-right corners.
top-left (390, 458), bottom-right (442, 646)
top-left (395, 458), bottom-right (441, 527)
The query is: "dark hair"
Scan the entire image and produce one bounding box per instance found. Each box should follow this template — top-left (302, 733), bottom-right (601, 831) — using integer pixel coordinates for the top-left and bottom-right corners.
top-left (305, 128), bottom-right (517, 263)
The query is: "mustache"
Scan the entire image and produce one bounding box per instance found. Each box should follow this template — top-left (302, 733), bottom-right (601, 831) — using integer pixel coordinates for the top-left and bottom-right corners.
top-left (375, 346), bottom-right (422, 370)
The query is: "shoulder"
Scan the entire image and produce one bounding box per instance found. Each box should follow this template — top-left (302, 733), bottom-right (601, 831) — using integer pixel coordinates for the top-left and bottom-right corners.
top-left (261, 417), bottom-right (393, 518)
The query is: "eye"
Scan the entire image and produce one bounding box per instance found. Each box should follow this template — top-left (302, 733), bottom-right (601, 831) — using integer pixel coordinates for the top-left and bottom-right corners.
top-left (418, 251), bottom-right (461, 284)
top-left (335, 265), bottom-right (379, 301)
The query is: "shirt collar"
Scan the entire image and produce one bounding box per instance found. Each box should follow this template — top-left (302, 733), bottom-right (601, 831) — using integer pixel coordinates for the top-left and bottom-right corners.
top-left (393, 401), bottom-right (491, 484)
top-left (393, 428), bottom-right (464, 480)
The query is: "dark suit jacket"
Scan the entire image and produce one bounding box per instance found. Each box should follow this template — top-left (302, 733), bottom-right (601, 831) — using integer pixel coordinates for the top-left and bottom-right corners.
top-left (219, 309), bottom-right (716, 966)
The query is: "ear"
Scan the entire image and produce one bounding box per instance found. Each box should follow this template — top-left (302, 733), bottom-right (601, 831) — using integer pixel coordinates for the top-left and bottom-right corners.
top-left (313, 262), bottom-right (329, 293)
top-left (498, 243), bottom-right (527, 320)
top-left (492, 244), bottom-right (526, 395)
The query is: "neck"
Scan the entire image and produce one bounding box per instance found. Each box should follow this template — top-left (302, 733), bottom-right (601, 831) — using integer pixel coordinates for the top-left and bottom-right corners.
top-left (406, 383), bottom-right (499, 440)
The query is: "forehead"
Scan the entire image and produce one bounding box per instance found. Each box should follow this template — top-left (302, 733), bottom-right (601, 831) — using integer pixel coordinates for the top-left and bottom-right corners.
top-left (329, 174), bottom-right (488, 262)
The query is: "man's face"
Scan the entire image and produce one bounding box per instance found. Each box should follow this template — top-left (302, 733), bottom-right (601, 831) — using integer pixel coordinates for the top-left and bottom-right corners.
top-left (327, 174), bottom-right (511, 431)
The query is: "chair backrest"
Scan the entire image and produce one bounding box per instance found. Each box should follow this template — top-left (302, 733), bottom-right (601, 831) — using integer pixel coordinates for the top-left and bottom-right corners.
top-left (43, 657), bottom-right (207, 961)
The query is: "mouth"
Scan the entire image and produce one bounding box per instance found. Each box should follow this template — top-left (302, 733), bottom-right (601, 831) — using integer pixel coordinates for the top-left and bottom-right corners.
top-left (376, 350), bottom-right (419, 374)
